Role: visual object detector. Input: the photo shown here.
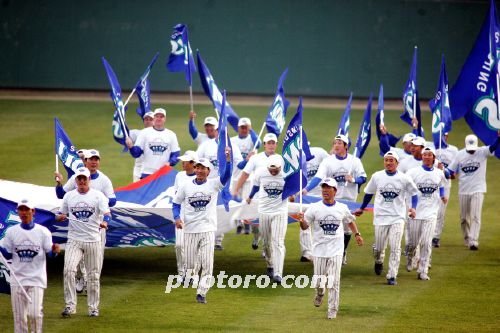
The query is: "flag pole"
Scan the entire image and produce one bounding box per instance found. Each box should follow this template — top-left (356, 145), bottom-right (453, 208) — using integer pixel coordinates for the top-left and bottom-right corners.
top-left (123, 89), bottom-right (136, 108)
top-left (189, 85), bottom-right (194, 113)
top-left (299, 124), bottom-right (303, 213)
top-left (253, 123), bottom-right (266, 151)
top-left (0, 252), bottom-right (32, 303)
top-left (115, 105), bottom-right (130, 140)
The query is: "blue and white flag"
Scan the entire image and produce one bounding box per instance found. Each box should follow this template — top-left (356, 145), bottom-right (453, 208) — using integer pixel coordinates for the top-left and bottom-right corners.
top-left (135, 52), bottom-right (159, 118)
top-left (353, 94), bottom-right (372, 159)
top-left (217, 91), bottom-right (233, 211)
top-left (54, 118), bottom-right (84, 178)
top-left (450, 0), bottom-right (500, 158)
top-left (102, 57), bottom-right (130, 152)
top-left (0, 256), bottom-right (10, 295)
top-left (282, 97), bottom-right (313, 200)
top-left (337, 93), bottom-right (353, 145)
top-left (265, 69), bottom-right (290, 137)
top-left (167, 24), bottom-right (196, 85)
top-left (376, 84), bottom-right (401, 148)
top-left (429, 55), bottom-right (452, 150)
top-left (401, 46), bottom-right (423, 137)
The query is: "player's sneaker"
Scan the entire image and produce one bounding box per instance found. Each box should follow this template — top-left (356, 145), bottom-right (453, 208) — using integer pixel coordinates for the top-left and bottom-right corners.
top-left (244, 223), bottom-right (251, 234)
top-left (252, 239), bottom-right (259, 250)
top-left (470, 245), bottom-right (478, 251)
top-left (313, 293), bottom-right (324, 307)
top-left (76, 278), bottom-right (86, 294)
top-left (300, 255), bottom-right (312, 262)
top-left (214, 244), bottom-right (224, 251)
top-left (327, 309), bottom-right (337, 319)
top-left (236, 225), bottom-right (243, 234)
top-left (196, 294), bottom-right (207, 304)
top-left (342, 253), bottom-right (347, 265)
top-left (418, 273), bottom-right (430, 280)
top-left (374, 263), bottom-right (383, 275)
top-left (266, 267), bottom-right (274, 278)
top-left (61, 307), bottom-right (76, 318)
top-left (406, 258), bottom-right (413, 272)
top-left (432, 238), bottom-right (440, 248)
top-left (88, 310), bottom-right (99, 317)
top-left (387, 277), bottom-right (397, 285)
top-left (273, 275), bottom-right (282, 284)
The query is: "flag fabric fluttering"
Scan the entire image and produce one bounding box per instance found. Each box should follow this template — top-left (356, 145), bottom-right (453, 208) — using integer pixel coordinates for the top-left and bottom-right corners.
top-left (217, 91), bottom-right (233, 211)
top-left (337, 93), bottom-right (353, 145)
top-left (135, 52), bottom-right (159, 118)
top-left (281, 97), bottom-right (314, 200)
top-left (429, 55), bottom-right (452, 150)
top-left (102, 57), bottom-right (130, 152)
top-left (375, 84), bottom-right (401, 153)
top-left (167, 24), bottom-right (196, 85)
top-left (401, 46), bottom-right (423, 137)
top-left (0, 253), bottom-right (11, 295)
top-left (54, 118), bottom-right (84, 178)
top-left (353, 94), bottom-right (372, 159)
top-left (449, 0), bottom-right (500, 158)
top-left (265, 69), bottom-right (290, 137)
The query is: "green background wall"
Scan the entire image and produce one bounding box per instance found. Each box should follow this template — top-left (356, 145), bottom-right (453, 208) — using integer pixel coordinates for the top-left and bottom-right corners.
top-left (0, 0), bottom-right (493, 98)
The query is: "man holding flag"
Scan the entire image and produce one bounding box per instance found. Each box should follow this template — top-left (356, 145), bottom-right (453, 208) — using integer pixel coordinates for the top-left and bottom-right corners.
top-left (129, 111), bottom-right (155, 182)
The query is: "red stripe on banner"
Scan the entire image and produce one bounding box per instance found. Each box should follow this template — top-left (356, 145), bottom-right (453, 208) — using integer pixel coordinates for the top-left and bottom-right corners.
top-left (115, 165), bottom-right (173, 192)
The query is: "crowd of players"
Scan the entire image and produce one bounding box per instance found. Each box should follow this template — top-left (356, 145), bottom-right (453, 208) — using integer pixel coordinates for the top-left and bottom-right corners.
top-left (1, 107), bottom-right (500, 330)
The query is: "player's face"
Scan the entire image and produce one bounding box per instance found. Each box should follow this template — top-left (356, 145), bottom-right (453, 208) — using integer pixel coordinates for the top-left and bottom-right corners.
top-left (154, 114), bottom-right (165, 128)
top-left (403, 141), bottom-right (413, 152)
top-left (422, 151), bottom-right (435, 167)
top-left (321, 184), bottom-right (337, 201)
top-left (182, 160), bottom-right (195, 173)
top-left (264, 141), bottom-right (277, 154)
top-left (76, 175), bottom-right (90, 192)
top-left (333, 140), bottom-right (347, 156)
top-left (143, 116), bottom-right (154, 128)
top-left (204, 124), bottom-right (217, 138)
top-left (195, 164), bottom-right (210, 180)
top-left (238, 125), bottom-right (250, 137)
top-left (17, 206), bottom-right (34, 224)
top-left (267, 166), bottom-right (281, 176)
top-left (384, 157), bottom-right (398, 172)
top-left (85, 156), bottom-right (100, 173)
top-left (411, 144), bottom-right (423, 157)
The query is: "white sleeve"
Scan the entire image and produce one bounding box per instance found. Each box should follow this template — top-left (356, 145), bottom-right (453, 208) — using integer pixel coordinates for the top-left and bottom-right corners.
top-left (42, 227), bottom-right (53, 253)
top-left (173, 184), bottom-right (186, 205)
top-left (170, 131), bottom-right (180, 153)
top-left (343, 206), bottom-right (356, 224)
top-left (315, 158), bottom-right (329, 179)
top-left (363, 174), bottom-right (377, 194)
top-left (405, 175), bottom-right (419, 196)
top-left (63, 176), bottom-right (76, 192)
top-left (98, 192), bottom-right (111, 214)
top-left (243, 154), bottom-right (257, 174)
top-left (353, 157), bottom-right (367, 178)
top-left (102, 177), bottom-right (115, 198)
top-left (253, 170), bottom-right (262, 187)
top-left (134, 129), bottom-right (146, 150)
top-left (303, 204), bottom-right (315, 226)
top-left (60, 195), bottom-right (69, 215)
top-left (231, 143), bottom-right (243, 165)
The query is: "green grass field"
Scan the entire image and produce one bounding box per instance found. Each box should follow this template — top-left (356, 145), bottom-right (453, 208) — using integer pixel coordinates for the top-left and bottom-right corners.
top-left (0, 97), bottom-right (499, 332)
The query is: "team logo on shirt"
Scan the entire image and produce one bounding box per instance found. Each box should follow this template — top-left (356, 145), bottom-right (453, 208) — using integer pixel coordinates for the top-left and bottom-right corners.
top-left (209, 158), bottom-right (219, 168)
top-left (14, 241), bottom-right (40, 262)
top-left (70, 202), bottom-right (96, 222)
top-left (318, 215), bottom-right (341, 235)
top-left (417, 181), bottom-right (438, 198)
top-left (461, 160), bottom-right (480, 175)
top-left (306, 163), bottom-right (319, 179)
top-left (379, 184), bottom-right (401, 202)
top-left (148, 141), bottom-right (169, 155)
top-left (187, 192), bottom-right (212, 211)
top-left (263, 182), bottom-right (284, 198)
top-left (333, 168), bottom-right (349, 186)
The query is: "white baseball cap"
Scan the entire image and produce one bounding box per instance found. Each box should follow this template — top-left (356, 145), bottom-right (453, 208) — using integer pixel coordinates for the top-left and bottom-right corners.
top-left (153, 108), bottom-right (166, 116)
top-left (403, 133), bottom-right (417, 143)
top-left (77, 149), bottom-right (88, 156)
top-left (17, 199), bottom-right (35, 210)
top-left (422, 145), bottom-right (436, 156)
top-left (334, 134), bottom-right (349, 145)
top-left (383, 151), bottom-right (400, 162)
top-left (263, 133), bottom-right (278, 143)
top-left (195, 158), bottom-right (213, 169)
top-left (84, 149), bottom-right (100, 159)
top-left (320, 177), bottom-right (338, 189)
top-left (143, 111), bottom-right (154, 119)
top-left (75, 167), bottom-right (91, 179)
top-left (204, 116), bottom-right (219, 129)
top-left (179, 150), bottom-right (198, 162)
top-left (411, 137), bottom-right (426, 147)
top-left (465, 134), bottom-right (479, 151)
top-left (238, 117), bottom-right (251, 127)
top-left (267, 154), bottom-right (283, 168)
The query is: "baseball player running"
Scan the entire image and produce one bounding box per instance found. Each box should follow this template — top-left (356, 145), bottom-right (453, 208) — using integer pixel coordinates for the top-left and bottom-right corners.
top-left (172, 149), bottom-right (232, 304)
top-left (298, 178), bottom-right (363, 319)
top-left (448, 131), bottom-right (500, 250)
top-left (0, 199), bottom-right (60, 333)
top-left (129, 111), bottom-right (154, 182)
top-left (246, 154), bottom-right (288, 283)
top-left (56, 167), bottom-right (111, 317)
top-left (379, 126), bottom-right (416, 163)
top-left (406, 146), bottom-right (447, 280)
top-left (354, 151), bottom-right (419, 285)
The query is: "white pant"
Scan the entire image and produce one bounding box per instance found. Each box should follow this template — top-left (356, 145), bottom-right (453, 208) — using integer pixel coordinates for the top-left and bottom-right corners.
top-left (299, 228), bottom-right (312, 257)
top-left (459, 193), bottom-right (484, 247)
top-left (260, 212), bottom-right (288, 278)
top-left (76, 228), bottom-right (106, 282)
top-left (175, 227), bottom-right (185, 276)
top-left (184, 232), bottom-right (215, 296)
top-left (373, 222), bottom-right (404, 279)
top-left (434, 186), bottom-right (451, 239)
top-left (64, 239), bottom-right (103, 312)
top-left (407, 218), bottom-right (436, 275)
top-left (11, 286), bottom-right (44, 333)
top-left (314, 256), bottom-right (342, 312)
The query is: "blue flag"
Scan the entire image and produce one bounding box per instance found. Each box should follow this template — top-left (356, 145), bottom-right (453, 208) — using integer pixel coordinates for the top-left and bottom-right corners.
top-left (54, 118), bottom-right (84, 178)
top-left (337, 93), bottom-right (353, 146)
top-left (281, 97), bottom-right (313, 199)
top-left (135, 52), bottom-right (159, 118)
top-left (429, 55), bottom-right (452, 149)
top-left (102, 57), bottom-right (130, 152)
top-left (167, 24), bottom-right (196, 85)
top-left (401, 46), bottom-right (423, 137)
top-left (376, 84), bottom-right (401, 149)
top-left (265, 69), bottom-right (290, 137)
top-left (450, 0), bottom-right (500, 158)
top-left (217, 91), bottom-right (233, 211)
top-left (0, 257), bottom-right (10, 295)
top-left (353, 94), bottom-right (372, 159)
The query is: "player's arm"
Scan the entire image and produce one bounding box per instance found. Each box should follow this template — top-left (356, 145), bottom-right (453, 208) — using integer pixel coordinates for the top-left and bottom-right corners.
top-left (172, 186), bottom-right (185, 229)
top-left (353, 193), bottom-right (374, 216)
top-left (297, 212), bottom-right (309, 231)
top-left (303, 160), bottom-right (327, 194)
top-left (232, 171), bottom-right (250, 197)
top-left (347, 221), bottom-right (364, 245)
top-left (488, 130), bottom-right (500, 153)
top-left (0, 245), bottom-right (12, 260)
top-left (246, 185), bottom-right (260, 204)
top-left (188, 111), bottom-right (201, 143)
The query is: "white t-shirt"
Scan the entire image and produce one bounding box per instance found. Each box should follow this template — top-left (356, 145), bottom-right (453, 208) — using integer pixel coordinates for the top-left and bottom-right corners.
top-left (231, 135), bottom-right (256, 184)
top-left (398, 156), bottom-right (422, 173)
top-left (448, 146), bottom-right (493, 194)
top-left (364, 170), bottom-right (419, 225)
top-left (390, 147), bottom-right (412, 163)
top-left (197, 138), bottom-right (243, 179)
top-left (174, 171), bottom-right (196, 221)
top-left (173, 178), bottom-right (224, 233)
top-left (60, 188), bottom-right (110, 242)
top-left (134, 127), bottom-right (180, 175)
top-left (3, 224), bottom-right (52, 288)
top-left (130, 128), bottom-right (145, 180)
top-left (304, 200), bottom-right (355, 257)
top-left (435, 144), bottom-right (458, 189)
top-left (315, 154), bottom-right (366, 201)
top-left (306, 147), bottom-right (330, 197)
top-left (253, 168), bottom-right (288, 214)
top-left (406, 166), bottom-right (446, 220)
top-left (193, 132), bottom-right (210, 146)
top-left (64, 171), bottom-right (115, 200)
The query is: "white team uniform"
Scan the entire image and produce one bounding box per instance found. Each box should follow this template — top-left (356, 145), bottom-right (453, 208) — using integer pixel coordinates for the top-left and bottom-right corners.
top-left (448, 146), bottom-right (493, 247)
top-left (3, 224), bottom-right (52, 333)
top-left (60, 188), bottom-right (110, 314)
top-left (133, 127), bottom-right (180, 176)
top-left (129, 128), bottom-right (145, 182)
top-left (173, 178), bottom-right (224, 296)
top-left (406, 166), bottom-right (446, 276)
top-left (304, 200), bottom-right (355, 314)
top-left (389, 147), bottom-right (412, 163)
top-left (173, 171), bottom-right (196, 277)
top-left (434, 144), bottom-right (458, 240)
top-left (230, 135), bottom-right (256, 195)
top-left (364, 170), bottom-right (418, 280)
top-left (253, 166), bottom-right (288, 278)
top-left (193, 132), bottom-right (210, 146)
